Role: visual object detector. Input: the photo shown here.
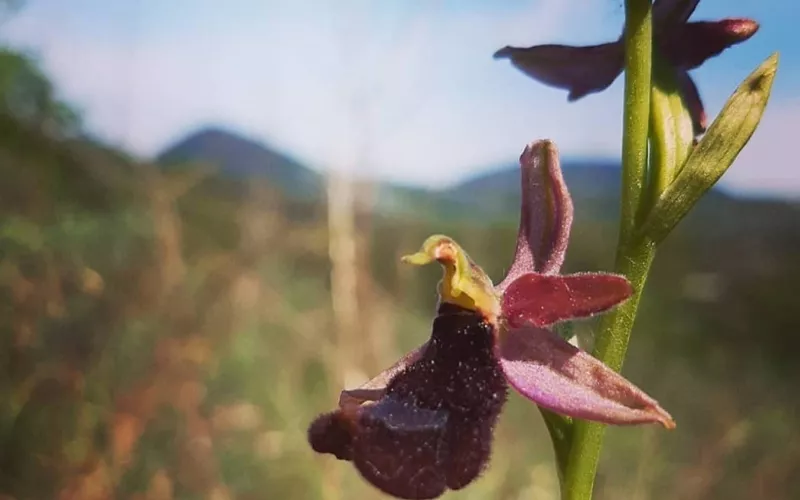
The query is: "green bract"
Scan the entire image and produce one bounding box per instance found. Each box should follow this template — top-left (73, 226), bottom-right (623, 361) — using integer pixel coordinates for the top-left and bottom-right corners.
top-left (641, 52), bottom-right (778, 243)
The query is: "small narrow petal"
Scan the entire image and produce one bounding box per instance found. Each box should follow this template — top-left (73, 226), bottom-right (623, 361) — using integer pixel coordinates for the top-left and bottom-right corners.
top-left (497, 141), bottom-right (574, 292)
top-left (675, 70), bottom-right (707, 135)
top-left (660, 19), bottom-right (759, 70)
top-left (501, 272), bottom-right (633, 328)
top-left (493, 43), bottom-right (624, 101)
top-left (497, 326), bottom-right (675, 428)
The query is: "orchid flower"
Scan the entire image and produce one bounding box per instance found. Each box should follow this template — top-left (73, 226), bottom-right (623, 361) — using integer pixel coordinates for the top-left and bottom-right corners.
top-left (307, 141), bottom-right (674, 500)
top-left (494, 0), bottom-right (758, 135)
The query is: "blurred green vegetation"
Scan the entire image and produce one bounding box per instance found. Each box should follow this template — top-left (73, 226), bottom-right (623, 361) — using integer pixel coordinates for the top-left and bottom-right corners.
top-left (1, 44), bottom-right (799, 500)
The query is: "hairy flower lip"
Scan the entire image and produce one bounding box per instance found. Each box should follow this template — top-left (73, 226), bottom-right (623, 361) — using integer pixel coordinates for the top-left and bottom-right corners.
top-left (312, 302), bottom-right (507, 500)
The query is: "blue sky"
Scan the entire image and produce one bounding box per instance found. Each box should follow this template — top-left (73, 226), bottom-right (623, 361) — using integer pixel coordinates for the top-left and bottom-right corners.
top-left (2, 0), bottom-right (798, 197)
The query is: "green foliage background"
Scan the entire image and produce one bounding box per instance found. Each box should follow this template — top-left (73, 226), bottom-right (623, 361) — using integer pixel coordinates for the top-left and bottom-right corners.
top-left (0, 45), bottom-right (799, 500)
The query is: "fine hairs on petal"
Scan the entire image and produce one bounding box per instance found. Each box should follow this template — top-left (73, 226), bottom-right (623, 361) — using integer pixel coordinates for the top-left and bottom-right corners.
top-left (501, 272), bottom-right (633, 329)
top-left (497, 326), bottom-right (675, 429)
top-left (497, 141), bottom-right (574, 292)
top-left (308, 304), bottom-right (508, 500)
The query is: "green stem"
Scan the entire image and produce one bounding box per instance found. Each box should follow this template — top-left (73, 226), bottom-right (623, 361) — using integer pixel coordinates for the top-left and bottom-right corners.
top-left (617, 0), bottom-right (654, 245)
top-left (560, 0), bottom-right (654, 498)
top-left (562, 240), bottom-right (656, 499)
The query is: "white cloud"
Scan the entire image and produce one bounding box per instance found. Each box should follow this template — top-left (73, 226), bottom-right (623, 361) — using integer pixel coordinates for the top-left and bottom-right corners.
top-left (1, 0), bottom-right (798, 195)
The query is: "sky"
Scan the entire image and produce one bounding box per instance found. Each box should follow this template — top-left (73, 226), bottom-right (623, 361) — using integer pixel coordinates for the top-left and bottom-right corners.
top-left (2, 0), bottom-right (798, 197)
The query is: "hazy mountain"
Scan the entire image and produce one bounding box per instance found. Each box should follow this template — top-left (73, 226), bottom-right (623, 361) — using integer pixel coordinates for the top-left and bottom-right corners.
top-left (153, 127), bottom-right (799, 232)
top-left (155, 127), bottom-right (626, 218)
top-left (157, 127), bottom-right (322, 199)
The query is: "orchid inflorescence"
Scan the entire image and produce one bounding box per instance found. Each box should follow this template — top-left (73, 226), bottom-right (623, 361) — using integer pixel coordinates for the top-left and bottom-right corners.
top-left (307, 141), bottom-right (673, 500)
top-left (306, 0), bottom-right (777, 496)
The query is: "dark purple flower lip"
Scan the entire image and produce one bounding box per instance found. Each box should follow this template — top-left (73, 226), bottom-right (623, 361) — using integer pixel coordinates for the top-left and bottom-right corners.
top-left (309, 303), bottom-right (506, 500)
top-left (308, 141), bottom-right (674, 499)
top-left (494, 0), bottom-right (759, 135)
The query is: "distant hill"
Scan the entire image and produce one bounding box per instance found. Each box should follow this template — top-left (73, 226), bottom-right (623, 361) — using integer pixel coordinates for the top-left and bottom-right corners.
top-left (154, 127), bottom-right (626, 219)
top-left (157, 127), bottom-right (322, 199)
top-left (153, 127), bottom-right (798, 232)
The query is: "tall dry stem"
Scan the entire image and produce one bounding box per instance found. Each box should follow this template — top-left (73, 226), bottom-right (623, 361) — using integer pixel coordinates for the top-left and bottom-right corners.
top-left (326, 172), bottom-right (360, 388)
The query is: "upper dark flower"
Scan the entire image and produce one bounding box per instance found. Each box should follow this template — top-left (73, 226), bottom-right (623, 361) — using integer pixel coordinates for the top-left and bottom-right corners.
top-left (494, 0), bottom-right (759, 135)
top-left (308, 141), bottom-right (674, 499)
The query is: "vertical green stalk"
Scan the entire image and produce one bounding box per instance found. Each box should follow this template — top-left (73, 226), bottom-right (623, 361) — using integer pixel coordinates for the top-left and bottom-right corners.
top-left (616, 0), bottom-right (654, 245)
top-left (560, 0), bottom-right (654, 498)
